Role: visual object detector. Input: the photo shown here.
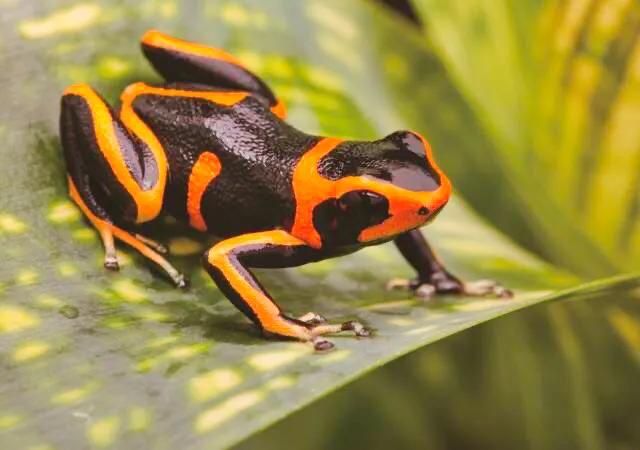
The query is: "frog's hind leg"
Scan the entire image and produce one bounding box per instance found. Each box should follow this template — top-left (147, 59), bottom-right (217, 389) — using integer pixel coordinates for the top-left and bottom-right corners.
top-left (67, 178), bottom-right (186, 287)
top-left (60, 84), bottom-right (186, 288)
top-left (140, 30), bottom-right (287, 119)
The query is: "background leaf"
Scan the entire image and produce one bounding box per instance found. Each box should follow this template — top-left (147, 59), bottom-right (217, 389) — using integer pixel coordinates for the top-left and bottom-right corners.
top-left (411, 0), bottom-right (640, 276)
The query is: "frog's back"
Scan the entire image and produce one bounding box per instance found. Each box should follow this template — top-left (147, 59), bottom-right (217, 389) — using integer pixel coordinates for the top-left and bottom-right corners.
top-left (127, 83), bottom-right (320, 237)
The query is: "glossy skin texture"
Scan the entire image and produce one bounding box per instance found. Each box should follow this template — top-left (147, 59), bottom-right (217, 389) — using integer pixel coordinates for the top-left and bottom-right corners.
top-left (59, 30), bottom-right (510, 351)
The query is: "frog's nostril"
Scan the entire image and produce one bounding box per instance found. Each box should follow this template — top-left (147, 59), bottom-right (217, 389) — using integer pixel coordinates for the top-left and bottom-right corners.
top-left (418, 206), bottom-right (429, 216)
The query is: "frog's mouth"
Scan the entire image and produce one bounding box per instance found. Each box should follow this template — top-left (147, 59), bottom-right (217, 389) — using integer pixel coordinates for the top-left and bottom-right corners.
top-left (425, 201), bottom-right (447, 224)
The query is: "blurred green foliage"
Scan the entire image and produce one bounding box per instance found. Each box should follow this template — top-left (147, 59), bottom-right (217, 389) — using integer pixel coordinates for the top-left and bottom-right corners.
top-left (411, 0), bottom-right (640, 277)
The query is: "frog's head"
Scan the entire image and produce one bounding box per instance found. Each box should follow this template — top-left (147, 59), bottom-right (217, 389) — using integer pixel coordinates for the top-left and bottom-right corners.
top-left (316, 130), bottom-right (451, 245)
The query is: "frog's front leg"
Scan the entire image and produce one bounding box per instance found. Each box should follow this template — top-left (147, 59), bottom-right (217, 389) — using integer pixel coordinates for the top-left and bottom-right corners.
top-left (388, 229), bottom-right (512, 299)
top-left (203, 230), bottom-right (371, 351)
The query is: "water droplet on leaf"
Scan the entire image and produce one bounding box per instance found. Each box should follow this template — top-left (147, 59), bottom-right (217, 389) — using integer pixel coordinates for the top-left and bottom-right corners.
top-left (59, 305), bottom-right (79, 319)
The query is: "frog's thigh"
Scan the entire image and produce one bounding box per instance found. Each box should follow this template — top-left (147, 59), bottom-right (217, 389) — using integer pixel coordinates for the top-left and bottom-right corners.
top-left (61, 84), bottom-right (186, 285)
top-left (140, 30), bottom-right (286, 119)
top-left (60, 83), bottom-right (167, 225)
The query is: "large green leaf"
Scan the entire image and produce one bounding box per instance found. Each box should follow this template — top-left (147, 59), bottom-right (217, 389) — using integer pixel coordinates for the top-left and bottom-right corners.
top-left (411, 0), bottom-right (640, 276)
top-left (0, 0), bottom-right (599, 448)
top-left (238, 274), bottom-right (640, 450)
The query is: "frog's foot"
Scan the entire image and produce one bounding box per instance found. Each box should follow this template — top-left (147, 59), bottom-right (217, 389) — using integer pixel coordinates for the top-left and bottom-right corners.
top-left (387, 272), bottom-right (512, 300)
top-left (102, 225), bottom-right (187, 289)
top-left (101, 230), bottom-right (120, 271)
top-left (69, 180), bottom-right (187, 289)
top-left (308, 320), bottom-right (372, 352)
top-left (267, 316), bottom-right (371, 352)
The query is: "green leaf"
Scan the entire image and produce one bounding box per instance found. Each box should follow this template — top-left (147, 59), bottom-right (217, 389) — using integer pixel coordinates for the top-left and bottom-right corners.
top-left (237, 274), bottom-right (640, 450)
top-left (411, 0), bottom-right (640, 276)
top-left (0, 0), bottom-right (611, 449)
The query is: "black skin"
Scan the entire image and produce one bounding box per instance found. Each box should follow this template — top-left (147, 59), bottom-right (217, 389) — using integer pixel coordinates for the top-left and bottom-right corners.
top-left (59, 31), bottom-right (510, 351)
top-left (132, 86), bottom-right (313, 236)
top-left (395, 229), bottom-right (462, 291)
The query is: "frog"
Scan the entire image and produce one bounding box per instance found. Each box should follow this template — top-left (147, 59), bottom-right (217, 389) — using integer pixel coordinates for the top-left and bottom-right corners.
top-left (59, 30), bottom-right (511, 351)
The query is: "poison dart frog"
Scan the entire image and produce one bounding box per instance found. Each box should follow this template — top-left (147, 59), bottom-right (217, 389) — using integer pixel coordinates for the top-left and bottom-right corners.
top-left (59, 30), bottom-right (511, 351)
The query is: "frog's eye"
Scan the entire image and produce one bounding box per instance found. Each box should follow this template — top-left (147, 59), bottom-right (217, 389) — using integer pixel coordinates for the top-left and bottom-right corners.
top-left (338, 190), bottom-right (389, 225)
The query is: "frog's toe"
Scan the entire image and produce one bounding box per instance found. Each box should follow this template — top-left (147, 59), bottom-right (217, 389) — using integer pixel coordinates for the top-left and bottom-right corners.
top-left (297, 312), bottom-right (327, 325)
top-left (134, 233), bottom-right (168, 254)
top-left (386, 277), bottom-right (413, 291)
top-left (463, 279), bottom-right (513, 298)
top-left (104, 255), bottom-right (120, 271)
top-left (387, 277), bottom-right (435, 298)
top-left (301, 319), bottom-right (372, 352)
top-left (174, 273), bottom-right (189, 290)
top-left (310, 320), bottom-right (372, 339)
top-left (415, 283), bottom-right (436, 299)
top-left (341, 320), bottom-right (372, 338)
top-left (312, 337), bottom-right (335, 352)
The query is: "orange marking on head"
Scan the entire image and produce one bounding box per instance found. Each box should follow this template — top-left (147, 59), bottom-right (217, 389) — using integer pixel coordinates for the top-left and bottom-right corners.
top-left (187, 152), bottom-right (222, 231)
top-left (63, 84), bottom-right (167, 224)
top-left (290, 138), bottom-right (342, 248)
top-left (291, 136), bottom-right (452, 248)
top-left (142, 29), bottom-right (245, 68)
top-left (207, 231), bottom-right (309, 339)
top-left (358, 131), bottom-right (451, 242)
top-left (270, 99), bottom-right (287, 119)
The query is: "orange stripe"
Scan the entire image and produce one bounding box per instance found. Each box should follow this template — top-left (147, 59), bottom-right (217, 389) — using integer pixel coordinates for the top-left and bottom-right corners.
top-left (63, 84), bottom-right (167, 224)
top-left (121, 82), bottom-right (249, 107)
top-left (270, 99), bottom-right (287, 119)
top-left (207, 231), bottom-right (309, 338)
top-left (187, 151), bottom-right (222, 231)
top-left (290, 138), bottom-right (342, 249)
top-left (291, 136), bottom-right (452, 248)
top-left (142, 29), bottom-right (245, 68)
top-left (116, 82), bottom-right (247, 223)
